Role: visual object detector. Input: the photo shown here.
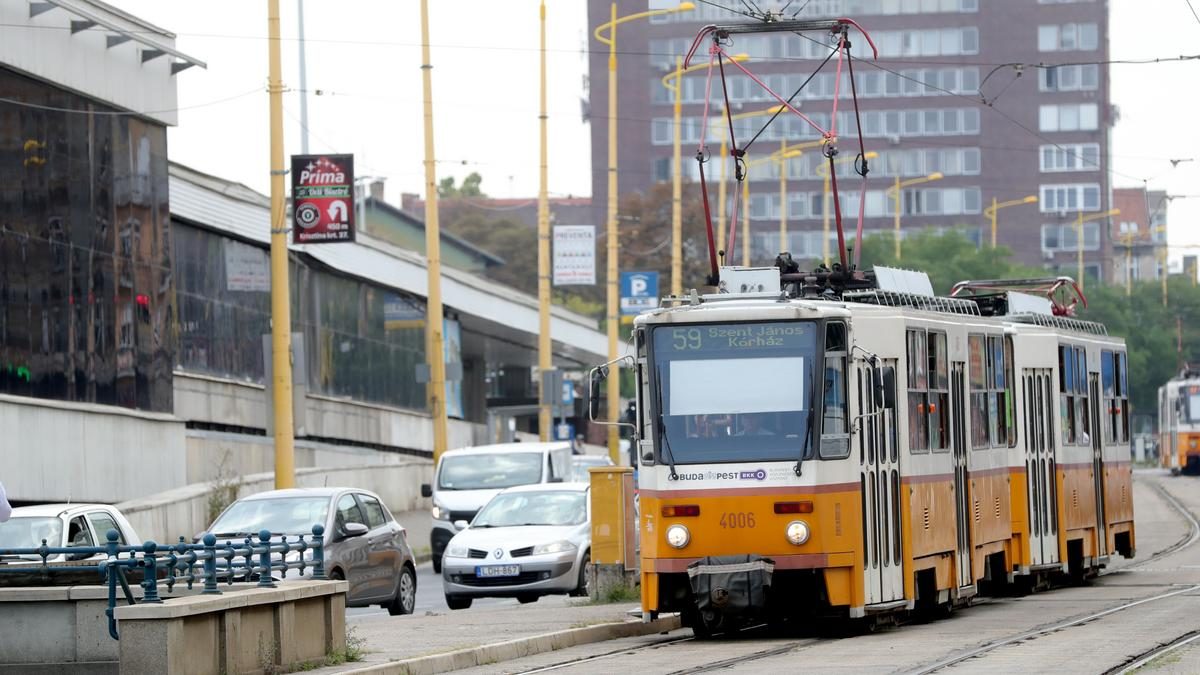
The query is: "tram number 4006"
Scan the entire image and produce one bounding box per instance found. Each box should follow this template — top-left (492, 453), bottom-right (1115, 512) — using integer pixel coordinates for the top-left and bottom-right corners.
top-left (719, 512), bottom-right (756, 529)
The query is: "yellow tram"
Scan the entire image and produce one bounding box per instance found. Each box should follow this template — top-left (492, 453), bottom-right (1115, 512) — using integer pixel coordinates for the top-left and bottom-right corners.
top-left (1158, 367), bottom-right (1200, 474)
top-left (602, 266), bottom-right (1135, 634)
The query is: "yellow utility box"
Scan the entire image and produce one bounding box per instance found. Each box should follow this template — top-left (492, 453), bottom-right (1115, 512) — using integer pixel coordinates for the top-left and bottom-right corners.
top-left (589, 466), bottom-right (637, 569)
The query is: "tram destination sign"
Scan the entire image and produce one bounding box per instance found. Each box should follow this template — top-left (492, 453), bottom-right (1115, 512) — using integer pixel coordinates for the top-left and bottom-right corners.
top-left (291, 154), bottom-right (356, 244)
top-left (662, 322), bottom-right (813, 352)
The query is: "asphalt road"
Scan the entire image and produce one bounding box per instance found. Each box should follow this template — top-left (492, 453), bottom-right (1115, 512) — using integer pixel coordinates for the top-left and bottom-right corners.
top-left (346, 561), bottom-right (573, 618)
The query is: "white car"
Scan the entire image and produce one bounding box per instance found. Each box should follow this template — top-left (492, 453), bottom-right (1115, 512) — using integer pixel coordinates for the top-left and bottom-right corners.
top-left (442, 483), bottom-right (591, 610)
top-left (571, 454), bottom-right (614, 482)
top-left (0, 504), bottom-right (140, 562)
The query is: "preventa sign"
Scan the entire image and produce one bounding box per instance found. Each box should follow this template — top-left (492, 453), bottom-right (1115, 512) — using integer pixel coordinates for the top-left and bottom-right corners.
top-left (292, 154), bottom-right (355, 244)
top-left (552, 225), bottom-right (596, 285)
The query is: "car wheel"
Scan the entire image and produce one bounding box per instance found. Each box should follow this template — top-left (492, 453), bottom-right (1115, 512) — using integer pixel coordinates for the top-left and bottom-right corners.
top-left (570, 552), bottom-right (591, 597)
top-left (517, 594), bottom-right (539, 604)
top-left (387, 565), bottom-right (417, 616)
top-left (432, 556), bottom-right (442, 574)
top-left (445, 594), bottom-right (472, 610)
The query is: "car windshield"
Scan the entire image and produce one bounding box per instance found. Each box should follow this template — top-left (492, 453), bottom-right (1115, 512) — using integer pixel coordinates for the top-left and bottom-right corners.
top-left (438, 453), bottom-right (544, 490)
top-left (571, 458), bottom-right (609, 482)
top-left (0, 517), bottom-right (63, 549)
top-left (209, 497), bottom-right (329, 537)
top-left (650, 321), bottom-right (818, 464)
top-left (473, 491), bottom-right (587, 527)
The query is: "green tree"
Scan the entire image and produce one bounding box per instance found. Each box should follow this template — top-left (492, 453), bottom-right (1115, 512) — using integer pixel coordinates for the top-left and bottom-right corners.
top-left (438, 172), bottom-right (486, 198)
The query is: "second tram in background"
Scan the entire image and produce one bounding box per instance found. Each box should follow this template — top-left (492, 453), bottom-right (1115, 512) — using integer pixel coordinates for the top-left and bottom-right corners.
top-left (1159, 367), bottom-right (1200, 474)
top-left (592, 265), bottom-right (1134, 636)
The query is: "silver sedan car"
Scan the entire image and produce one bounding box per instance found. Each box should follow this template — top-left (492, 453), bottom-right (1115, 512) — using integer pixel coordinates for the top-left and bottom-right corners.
top-left (442, 482), bottom-right (591, 610)
top-left (206, 487), bottom-right (417, 615)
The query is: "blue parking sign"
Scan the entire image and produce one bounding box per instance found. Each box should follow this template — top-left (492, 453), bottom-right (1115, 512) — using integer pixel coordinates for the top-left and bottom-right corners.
top-left (620, 271), bottom-right (659, 316)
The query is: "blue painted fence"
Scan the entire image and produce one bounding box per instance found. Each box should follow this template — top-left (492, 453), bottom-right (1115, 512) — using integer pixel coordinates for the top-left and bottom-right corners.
top-left (0, 525), bottom-right (326, 640)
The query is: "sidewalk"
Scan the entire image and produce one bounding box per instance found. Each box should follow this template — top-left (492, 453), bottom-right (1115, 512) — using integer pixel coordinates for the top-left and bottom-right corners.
top-left (319, 600), bottom-right (672, 674)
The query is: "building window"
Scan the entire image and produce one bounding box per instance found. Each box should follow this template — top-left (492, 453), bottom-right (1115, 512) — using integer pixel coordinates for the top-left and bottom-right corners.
top-left (1039, 104), bottom-right (1099, 132)
top-left (1039, 143), bottom-right (1101, 172)
top-left (1041, 222), bottom-right (1101, 252)
top-left (1038, 23), bottom-right (1099, 52)
top-left (1039, 64), bottom-right (1100, 92)
top-left (1040, 184), bottom-right (1102, 212)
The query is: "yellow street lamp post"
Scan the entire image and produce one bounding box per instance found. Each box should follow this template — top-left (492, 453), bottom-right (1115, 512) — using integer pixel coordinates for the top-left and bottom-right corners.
top-left (266, 0), bottom-right (295, 488)
top-left (661, 53), bottom-right (748, 296)
top-left (1073, 208), bottom-right (1119, 290)
top-left (537, 1), bottom-right (552, 440)
top-left (594, 1), bottom-right (694, 463)
top-left (740, 146), bottom-right (803, 266)
top-left (888, 172), bottom-right (944, 260)
top-left (984, 195), bottom-right (1038, 248)
top-left (813, 150), bottom-right (877, 265)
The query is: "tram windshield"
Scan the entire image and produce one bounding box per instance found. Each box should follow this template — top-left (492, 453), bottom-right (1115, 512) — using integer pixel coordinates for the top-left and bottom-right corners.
top-left (1182, 385), bottom-right (1200, 424)
top-left (650, 321), bottom-right (817, 465)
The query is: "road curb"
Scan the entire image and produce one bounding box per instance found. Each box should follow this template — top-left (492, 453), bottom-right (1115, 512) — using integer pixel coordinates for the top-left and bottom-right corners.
top-left (343, 614), bottom-right (682, 675)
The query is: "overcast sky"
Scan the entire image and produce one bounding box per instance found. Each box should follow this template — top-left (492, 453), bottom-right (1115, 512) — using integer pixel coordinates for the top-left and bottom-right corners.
top-left (112, 0), bottom-right (1200, 261)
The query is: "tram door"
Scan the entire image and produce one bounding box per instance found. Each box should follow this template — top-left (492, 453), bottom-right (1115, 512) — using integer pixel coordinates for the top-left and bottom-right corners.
top-left (860, 360), bottom-right (904, 606)
top-left (1024, 370), bottom-right (1059, 567)
top-left (1090, 374), bottom-right (1108, 558)
top-left (951, 362), bottom-right (973, 590)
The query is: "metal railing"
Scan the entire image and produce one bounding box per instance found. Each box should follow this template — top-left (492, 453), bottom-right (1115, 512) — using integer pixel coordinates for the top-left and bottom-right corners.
top-left (0, 526), bottom-right (326, 640)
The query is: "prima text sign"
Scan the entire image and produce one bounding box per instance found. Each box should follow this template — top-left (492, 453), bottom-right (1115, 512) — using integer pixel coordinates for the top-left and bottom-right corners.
top-left (292, 154), bottom-right (355, 244)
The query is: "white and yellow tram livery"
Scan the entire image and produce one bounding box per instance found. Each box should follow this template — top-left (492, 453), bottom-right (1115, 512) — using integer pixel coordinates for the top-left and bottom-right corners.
top-left (1158, 367), bottom-right (1200, 474)
top-left (621, 266), bottom-right (1135, 634)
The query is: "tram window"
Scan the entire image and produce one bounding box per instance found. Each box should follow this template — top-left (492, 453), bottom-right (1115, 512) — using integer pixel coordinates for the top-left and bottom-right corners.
top-left (1101, 351), bottom-right (1115, 398)
top-left (1004, 336), bottom-right (1016, 448)
top-left (820, 322), bottom-right (850, 459)
top-left (969, 335), bottom-right (990, 449)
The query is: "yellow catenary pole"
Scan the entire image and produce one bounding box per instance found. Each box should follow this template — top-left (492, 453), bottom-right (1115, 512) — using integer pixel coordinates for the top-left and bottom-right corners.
top-left (604, 2), bottom-right (620, 463)
top-left (1076, 210), bottom-right (1084, 290)
top-left (893, 174), bottom-right (901, 260)
top-left (420, 0), bottom-right (450, 463)
top-left (671, 55), bottom-right (683, 297)
top-left (537, 1), bottom-right (553, 441)
top-left (990, 197), bottom-right (998, 248)
top-left (267, 0), bottom-right (295, 489)
top-left (778, 139), bottom-right (787, 254)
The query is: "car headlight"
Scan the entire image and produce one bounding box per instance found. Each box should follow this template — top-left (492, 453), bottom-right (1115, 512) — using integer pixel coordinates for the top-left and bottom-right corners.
top-left (532, 540), bottom-right (577, 555)
top-left (666, 524), bottom-right (690, 549)
top-left (446, 542), bottom-right (468, 558)
top-left (431, 503), bottom-right (451, 521)
top-left (786, 520), bottom-right (810, 546)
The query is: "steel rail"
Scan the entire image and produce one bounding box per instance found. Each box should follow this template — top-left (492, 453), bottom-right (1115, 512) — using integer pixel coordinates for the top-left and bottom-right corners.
top-left (904, 476), bottom-right (1200, 675)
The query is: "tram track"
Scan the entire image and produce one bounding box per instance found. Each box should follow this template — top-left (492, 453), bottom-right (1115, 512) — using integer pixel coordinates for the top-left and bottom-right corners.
top-left (904, 476), bottom-right (1200, 675)
top-left (1105, 630), bottom-right (1200, 675)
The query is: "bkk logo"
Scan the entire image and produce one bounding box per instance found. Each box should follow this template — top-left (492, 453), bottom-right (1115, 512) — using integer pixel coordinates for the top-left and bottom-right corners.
top-left (674, 469), bottom-right (767, 482)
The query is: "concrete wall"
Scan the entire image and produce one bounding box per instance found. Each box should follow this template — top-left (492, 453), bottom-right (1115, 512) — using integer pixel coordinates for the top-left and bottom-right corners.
top-left (0, 394), bottom-right (187, 504)
top-left (0, 586), bottom-right (135, 673)
top-left (118, 461), bottom-right (433, 543)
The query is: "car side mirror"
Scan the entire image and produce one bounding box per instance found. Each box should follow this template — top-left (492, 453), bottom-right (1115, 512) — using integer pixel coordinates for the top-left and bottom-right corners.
top-left (342, 522), bottom-right (369, 538)
top-left (420, 483), bottom-right (432, 499)
top-left (453, 519), bottom-right (469, 530)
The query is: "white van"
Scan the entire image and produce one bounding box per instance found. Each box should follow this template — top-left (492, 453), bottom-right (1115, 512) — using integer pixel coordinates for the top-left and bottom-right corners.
top-left (421, 442), bottom-right (573, 573)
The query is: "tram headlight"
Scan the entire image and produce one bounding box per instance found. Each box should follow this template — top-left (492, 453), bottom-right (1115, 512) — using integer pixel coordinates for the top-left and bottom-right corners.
top-left (786, 520), bottom-right (810, 546)
top-left (666, 524), bottom-right (690, 549)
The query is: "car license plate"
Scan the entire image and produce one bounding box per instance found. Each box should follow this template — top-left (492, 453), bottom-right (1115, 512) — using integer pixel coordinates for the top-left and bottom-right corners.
top-left (476, 564), bottom-right (520, 578)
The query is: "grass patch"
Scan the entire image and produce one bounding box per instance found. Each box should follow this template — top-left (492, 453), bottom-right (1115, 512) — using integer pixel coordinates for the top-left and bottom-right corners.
top-left (282, 626), bottom-right (367, 672)
top-left (583, 584), bottom-right (641, 605)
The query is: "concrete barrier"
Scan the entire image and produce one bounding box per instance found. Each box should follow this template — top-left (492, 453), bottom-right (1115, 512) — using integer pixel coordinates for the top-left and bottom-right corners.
top-left (0, 585), bottom-right (137, 674)
top-left (115, 580), bottom-right (346, 675)
top-left (117, 460), bottom-right (432, 543)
